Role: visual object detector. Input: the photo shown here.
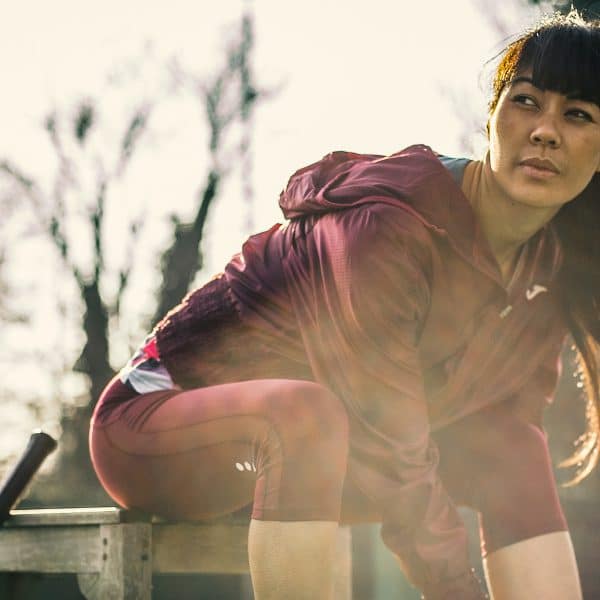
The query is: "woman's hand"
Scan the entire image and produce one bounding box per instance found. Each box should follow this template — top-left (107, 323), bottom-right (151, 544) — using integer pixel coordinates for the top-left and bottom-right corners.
top-left (421, 568), bottom-right (489, 600)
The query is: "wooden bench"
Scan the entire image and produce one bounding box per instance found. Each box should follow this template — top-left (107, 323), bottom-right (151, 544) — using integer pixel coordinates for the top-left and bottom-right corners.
top-left (0, 508), bottom-right (352, 599)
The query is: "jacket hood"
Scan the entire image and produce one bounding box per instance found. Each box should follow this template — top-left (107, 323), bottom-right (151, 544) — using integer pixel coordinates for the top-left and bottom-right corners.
top-left (279, 144), bottom-right (475, 236)
top-left (278, 144), bottom-right (562, 287)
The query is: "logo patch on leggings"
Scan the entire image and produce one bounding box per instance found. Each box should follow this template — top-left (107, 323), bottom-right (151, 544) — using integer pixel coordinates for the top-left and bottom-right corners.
top-left (235, 461), bottom-right (256, 472)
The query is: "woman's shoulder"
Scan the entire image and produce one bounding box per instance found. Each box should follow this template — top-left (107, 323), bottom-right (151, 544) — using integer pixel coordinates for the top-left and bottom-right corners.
top-left (310, 201), bottom-right (435, 275)
top-left (354, 201), bottom-right (434, 241)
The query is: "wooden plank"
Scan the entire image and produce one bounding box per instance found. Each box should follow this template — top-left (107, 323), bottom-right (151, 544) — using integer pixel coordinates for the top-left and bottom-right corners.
top-left (152, 523), bottom-right (250, 574)
top-left (77, 523), bottom-right (152, 600)
top-left (6, 508), bottom-right (239, 527)
top-left (6, 507), bottom-right (125, 526)
top-left (78, 523), bottom-right (152, 600)
top-left (113, 523), bottom-right (152, 599)
top-left (0, 511), bottom-right (353, 600)
top-left (0, 526), bottom-right (102, 573)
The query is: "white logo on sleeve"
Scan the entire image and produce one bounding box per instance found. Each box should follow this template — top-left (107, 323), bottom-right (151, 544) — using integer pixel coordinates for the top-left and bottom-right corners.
top-left (525, 284), bottom-right (548, 301)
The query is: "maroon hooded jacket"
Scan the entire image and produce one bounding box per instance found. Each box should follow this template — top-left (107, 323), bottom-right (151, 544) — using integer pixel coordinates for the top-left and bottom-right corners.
top-left (156, 145), bottom-right (566, 590)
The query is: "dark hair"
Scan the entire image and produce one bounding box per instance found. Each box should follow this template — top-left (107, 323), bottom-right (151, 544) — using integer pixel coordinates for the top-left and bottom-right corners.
top-left (490, 12), bottom-right (600, 485)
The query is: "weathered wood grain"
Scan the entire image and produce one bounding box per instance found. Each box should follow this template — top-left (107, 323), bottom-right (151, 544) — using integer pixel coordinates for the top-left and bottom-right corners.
top-left (0, 508), bottom-right (353, 599)
top-left (77, 523), bottom-right (152, 600)
top-left (0, 526), bottom-right (101, 572)
top-left (7, 507), bottom-right (126, 526)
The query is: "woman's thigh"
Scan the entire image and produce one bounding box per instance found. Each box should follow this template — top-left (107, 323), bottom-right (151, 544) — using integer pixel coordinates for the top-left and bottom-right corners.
top-left (433, 404), bottom-right (567, 555)
top-left (90, 378), bottom-right (349, 522)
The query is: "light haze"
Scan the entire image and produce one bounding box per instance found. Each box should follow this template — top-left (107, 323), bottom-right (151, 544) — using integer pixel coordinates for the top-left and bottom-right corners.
top-left (0, 0), bottom-right (547, 461)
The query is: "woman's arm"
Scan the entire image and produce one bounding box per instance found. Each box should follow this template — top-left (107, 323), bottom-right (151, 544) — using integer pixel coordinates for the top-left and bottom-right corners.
top-left (282, 204), bottom-right (486, 598)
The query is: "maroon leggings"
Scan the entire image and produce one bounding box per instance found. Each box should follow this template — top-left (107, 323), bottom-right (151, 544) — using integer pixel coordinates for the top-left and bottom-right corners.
top-left (90, 376), bottom-right (566, 556)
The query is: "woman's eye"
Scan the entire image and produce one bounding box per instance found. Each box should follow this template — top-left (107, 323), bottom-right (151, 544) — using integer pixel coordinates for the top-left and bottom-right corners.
top-left (512, 94), bottom-right (537, 107)
top-left (566, 109), bottom-right (593, 122)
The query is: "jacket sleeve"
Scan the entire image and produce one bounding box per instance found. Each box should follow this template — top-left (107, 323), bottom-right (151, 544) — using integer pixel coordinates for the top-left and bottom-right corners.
top-left (282, 205), bottom-right (484, 598)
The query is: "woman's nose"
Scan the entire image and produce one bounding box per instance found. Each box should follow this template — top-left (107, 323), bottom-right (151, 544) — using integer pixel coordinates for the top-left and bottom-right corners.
top-left (529, 113), bottom-right (561, 148)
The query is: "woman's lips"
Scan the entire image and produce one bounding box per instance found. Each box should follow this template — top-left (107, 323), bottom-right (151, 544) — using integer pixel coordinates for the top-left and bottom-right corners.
top-left (519, 163), bottom-right (560, 180)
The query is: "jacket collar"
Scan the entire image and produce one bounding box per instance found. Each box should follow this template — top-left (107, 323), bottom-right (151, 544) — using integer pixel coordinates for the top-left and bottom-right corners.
top-left (279, 144), bottom-right (561, 290)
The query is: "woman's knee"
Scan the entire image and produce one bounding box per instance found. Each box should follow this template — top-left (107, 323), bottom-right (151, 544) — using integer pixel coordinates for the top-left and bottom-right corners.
top-left (262, 380), bottom-right (349, 451)
top-left (251, 381), bottom-right (349, 521)
top-left (475, 421), bottom-right (567, 553)
top-left (479, 421), bottom-right (553, 496)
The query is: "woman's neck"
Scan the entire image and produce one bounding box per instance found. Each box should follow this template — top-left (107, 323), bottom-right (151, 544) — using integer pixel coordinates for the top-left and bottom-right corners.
top-left (461, 155), bottom-right (558, 282)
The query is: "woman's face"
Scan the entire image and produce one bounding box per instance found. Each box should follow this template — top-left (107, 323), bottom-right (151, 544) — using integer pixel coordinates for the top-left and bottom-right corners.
top-left (488, 72), bottom-right (600, 210)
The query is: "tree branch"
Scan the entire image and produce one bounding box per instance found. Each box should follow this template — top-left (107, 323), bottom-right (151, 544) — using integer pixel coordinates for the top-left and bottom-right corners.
top-left (115, 103), bottom-right (153, 176)
top-left (91, 179), bottom-right (107, 283)
top-left (151, 168), bottom-right (220, 326)
top-left (0, 160), bottom-right (85, 286)
top-left (112, 215), bottom-right (145, 317)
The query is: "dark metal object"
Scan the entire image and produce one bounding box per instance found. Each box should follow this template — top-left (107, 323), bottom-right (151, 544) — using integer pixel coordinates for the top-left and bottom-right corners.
top-left (0, 430), bottom-right (58, 525)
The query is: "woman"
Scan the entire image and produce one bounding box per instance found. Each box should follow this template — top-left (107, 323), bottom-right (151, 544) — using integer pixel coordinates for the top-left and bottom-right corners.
top-left (89, 12), bottom-right (600, 600)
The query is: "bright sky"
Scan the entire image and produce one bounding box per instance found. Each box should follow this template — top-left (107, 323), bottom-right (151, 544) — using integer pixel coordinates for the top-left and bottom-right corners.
top-left (0, 0), bottom-right (547, 460)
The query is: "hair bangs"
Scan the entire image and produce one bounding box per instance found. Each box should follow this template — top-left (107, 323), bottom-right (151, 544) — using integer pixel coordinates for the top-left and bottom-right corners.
top-left (518, 22), bottom-right (600, 106)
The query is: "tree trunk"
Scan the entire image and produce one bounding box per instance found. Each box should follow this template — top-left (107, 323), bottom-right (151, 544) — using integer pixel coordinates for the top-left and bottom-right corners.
top-left (152, 170), bottom-right (220, 325)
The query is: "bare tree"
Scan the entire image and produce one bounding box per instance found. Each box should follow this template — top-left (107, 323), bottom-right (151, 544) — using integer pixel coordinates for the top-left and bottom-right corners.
top-left (0, 10), bottom-right (269, 504)
top-left (1, 99), bottom-right (151, 405)
top-left (151, 13), bottom-right (263, 325)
